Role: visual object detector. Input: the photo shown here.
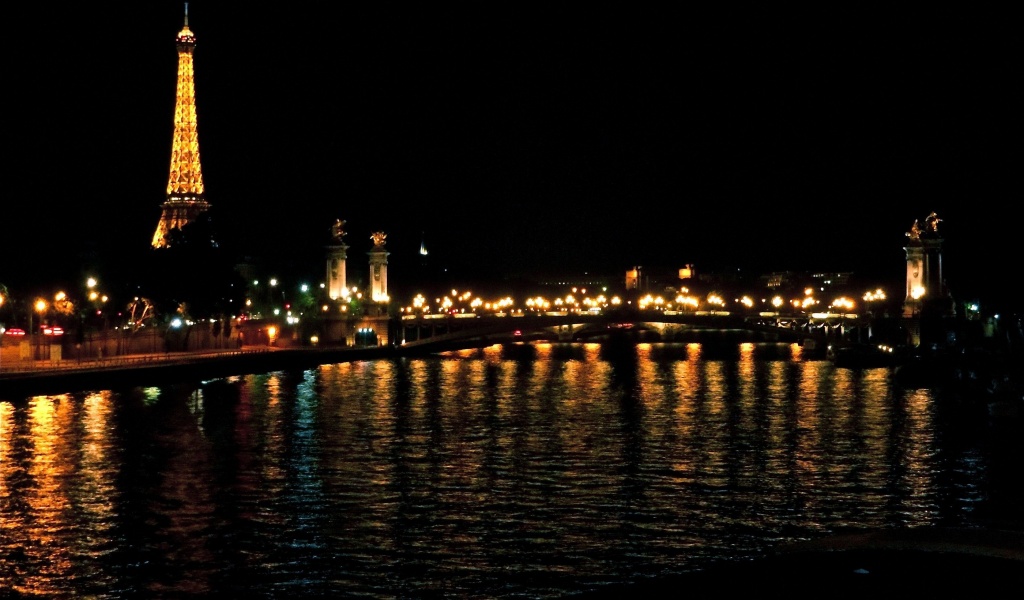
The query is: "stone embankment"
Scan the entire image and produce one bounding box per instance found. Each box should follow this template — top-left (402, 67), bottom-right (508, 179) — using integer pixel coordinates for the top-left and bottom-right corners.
top-left (0, 345), bottom-right (394, 399)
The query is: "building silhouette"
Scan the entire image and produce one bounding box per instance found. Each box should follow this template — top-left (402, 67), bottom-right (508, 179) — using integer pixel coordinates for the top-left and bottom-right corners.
top-left (151, 3), bottom-right (211, 249)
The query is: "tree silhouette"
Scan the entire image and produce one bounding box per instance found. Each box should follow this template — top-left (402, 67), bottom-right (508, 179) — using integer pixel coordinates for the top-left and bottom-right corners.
top-left (144, 212), bottom-right (245, 321)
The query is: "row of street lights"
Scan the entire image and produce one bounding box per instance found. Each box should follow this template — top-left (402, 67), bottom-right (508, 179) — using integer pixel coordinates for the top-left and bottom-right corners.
top-left (0, 278), bottom-right (111, 365)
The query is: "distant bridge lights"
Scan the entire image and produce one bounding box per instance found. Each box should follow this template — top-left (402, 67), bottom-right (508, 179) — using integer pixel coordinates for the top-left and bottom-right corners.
top-left (863, 289), bottom-right (886, 303)
top-left (396, 285), bottom-right (894, 321)
top-left (831, 297), bottom-right (855, 311)
top-left (675, 294), bottom-right (699, 309)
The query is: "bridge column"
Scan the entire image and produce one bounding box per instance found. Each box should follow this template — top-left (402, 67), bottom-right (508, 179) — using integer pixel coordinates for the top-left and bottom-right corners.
top-left (403, 319), bottom-right (421, 342)
top-left (323, 315), bottom-right (353, 346)
top-left (557, 323), bottom-right (574, 341)
top-left (326, 219), bottom-right (350, 300)
top-left (355, 313), bottom-right (391, 346)
top-left (367, 232), bottom-right (390, 302)
top-left (902, 213), bottom-right (953, 320)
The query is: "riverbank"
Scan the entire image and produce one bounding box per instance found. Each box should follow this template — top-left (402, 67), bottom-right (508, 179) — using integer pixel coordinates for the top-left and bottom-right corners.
top-left (0, 345), bottom-right (395, 400)
top-left (4, 337), bottom-right (1022, 418)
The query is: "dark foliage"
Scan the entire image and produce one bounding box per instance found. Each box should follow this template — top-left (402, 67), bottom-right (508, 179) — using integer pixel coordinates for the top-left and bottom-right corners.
top-left (142, 213), bottom-right (246, 320)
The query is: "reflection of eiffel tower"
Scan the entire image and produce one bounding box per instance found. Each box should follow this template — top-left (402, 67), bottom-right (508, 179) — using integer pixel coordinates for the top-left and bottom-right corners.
top-left (151, 3), bottom-right (210, 248)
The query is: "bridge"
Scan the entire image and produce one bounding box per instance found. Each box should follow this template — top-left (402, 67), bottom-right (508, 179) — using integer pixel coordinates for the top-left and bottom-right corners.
top-left (395, 309), bottom-right (855, 354)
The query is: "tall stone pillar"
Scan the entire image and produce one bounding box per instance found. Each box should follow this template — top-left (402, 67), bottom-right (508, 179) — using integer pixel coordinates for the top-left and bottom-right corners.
top-left (326, 219), bottom-right (349, 300)
top-left (368, 231), bottom-right (390, 302)
top-left (902, 213), bottom-right (955, 350)
top-left (902, 212), bottom-right (949, 318)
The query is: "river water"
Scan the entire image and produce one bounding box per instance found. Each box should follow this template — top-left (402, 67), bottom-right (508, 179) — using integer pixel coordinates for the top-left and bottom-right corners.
top-left (1, 341), bottom-right (1020, 598)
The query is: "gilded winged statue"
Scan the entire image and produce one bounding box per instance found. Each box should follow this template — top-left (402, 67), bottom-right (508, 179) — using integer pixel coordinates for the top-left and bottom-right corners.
top-left (331, 219), bottom-right (347, 242)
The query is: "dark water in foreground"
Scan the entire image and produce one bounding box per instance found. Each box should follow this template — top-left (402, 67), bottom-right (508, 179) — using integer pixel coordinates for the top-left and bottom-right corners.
top-left (1, 342), bottom-right (1021, 598)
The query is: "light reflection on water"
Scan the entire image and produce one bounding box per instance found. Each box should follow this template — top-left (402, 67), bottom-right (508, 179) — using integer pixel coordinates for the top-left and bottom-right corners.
top-left (0, 342), bottom-right (1018, 598)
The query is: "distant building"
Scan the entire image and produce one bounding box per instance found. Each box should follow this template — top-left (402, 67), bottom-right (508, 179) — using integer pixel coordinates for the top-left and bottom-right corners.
top-left (626, 265), bottom-right (697, 294)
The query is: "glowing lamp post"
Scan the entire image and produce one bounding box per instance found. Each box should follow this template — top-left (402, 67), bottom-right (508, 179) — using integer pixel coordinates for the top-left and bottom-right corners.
top-left (0, 290), bottom-right (4, 371)
top-left (33, 298), bottom-right (47, 361)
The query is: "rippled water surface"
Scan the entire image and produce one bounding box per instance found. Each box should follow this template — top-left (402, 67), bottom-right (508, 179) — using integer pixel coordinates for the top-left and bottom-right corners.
top-left (1, 342), bottom-right (1020, 598)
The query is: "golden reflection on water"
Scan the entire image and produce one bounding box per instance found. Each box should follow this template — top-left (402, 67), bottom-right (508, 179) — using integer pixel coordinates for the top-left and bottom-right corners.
top-left (737, 344), bottom-right (758, 432)
top-left (901, 388), bottom-right (939, 512)
top-left (80, 391), bottom-right (117, 527)
top-left (563, 343), bottom-right (608, 409)
top-left (634, 344), bottom-right (661, 410)
top-left (0, 401), bottom-right (14, 507)
top-left (0, 342), bottom-right (966, 597)
top-left (14, 395), bottom-right (75, 595)
top-left (256, 371), bottom-right (289, 501)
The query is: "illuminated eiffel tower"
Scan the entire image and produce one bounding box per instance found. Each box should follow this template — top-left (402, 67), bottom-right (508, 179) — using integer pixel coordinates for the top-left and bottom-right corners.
top-left (151, 2), bottom-right (210, 249)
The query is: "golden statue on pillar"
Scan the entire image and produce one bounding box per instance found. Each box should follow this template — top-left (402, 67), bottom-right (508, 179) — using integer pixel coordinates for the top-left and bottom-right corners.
top-left (371, 231), bottom-right (387, 247)
top-left (905, 211), bottom-right (941, 243)
top-left (331, 219), bottom-right (347, 242)
top-left (906, 219), bottom-right (922, 242)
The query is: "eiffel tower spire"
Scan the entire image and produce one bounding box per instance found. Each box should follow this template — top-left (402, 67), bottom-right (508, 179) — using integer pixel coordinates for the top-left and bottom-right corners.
top-left (151, 2), bottom-right (210, 248)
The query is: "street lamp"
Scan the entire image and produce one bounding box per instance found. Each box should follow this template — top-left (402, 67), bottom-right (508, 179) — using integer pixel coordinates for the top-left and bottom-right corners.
top-left (0, 289), bottom-right (5, 371)
top-left (85, 277), bottom-right (108, 356)
top-left (33, 298), bottom-right (47, 361)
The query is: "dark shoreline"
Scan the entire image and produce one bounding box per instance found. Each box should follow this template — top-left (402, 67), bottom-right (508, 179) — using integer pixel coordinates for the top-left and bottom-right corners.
top-left (574, 527), bottom-right (1024, 596)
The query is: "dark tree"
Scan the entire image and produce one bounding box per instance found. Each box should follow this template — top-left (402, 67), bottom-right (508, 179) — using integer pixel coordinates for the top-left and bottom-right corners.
top-left (143, 212), bottom-right (246, 321)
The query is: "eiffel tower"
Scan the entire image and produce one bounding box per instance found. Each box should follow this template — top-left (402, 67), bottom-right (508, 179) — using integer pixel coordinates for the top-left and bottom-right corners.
top-left (151, 3), bottom-right (210, 249)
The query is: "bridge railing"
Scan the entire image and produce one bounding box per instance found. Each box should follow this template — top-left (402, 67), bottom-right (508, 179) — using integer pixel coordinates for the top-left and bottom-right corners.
top-left (396, 309), bottom-right (847, 351)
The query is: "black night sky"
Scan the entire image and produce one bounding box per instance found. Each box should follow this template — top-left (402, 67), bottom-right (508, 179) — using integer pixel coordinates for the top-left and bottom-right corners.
top-left (5, 3), bottom-right (1022, 309)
